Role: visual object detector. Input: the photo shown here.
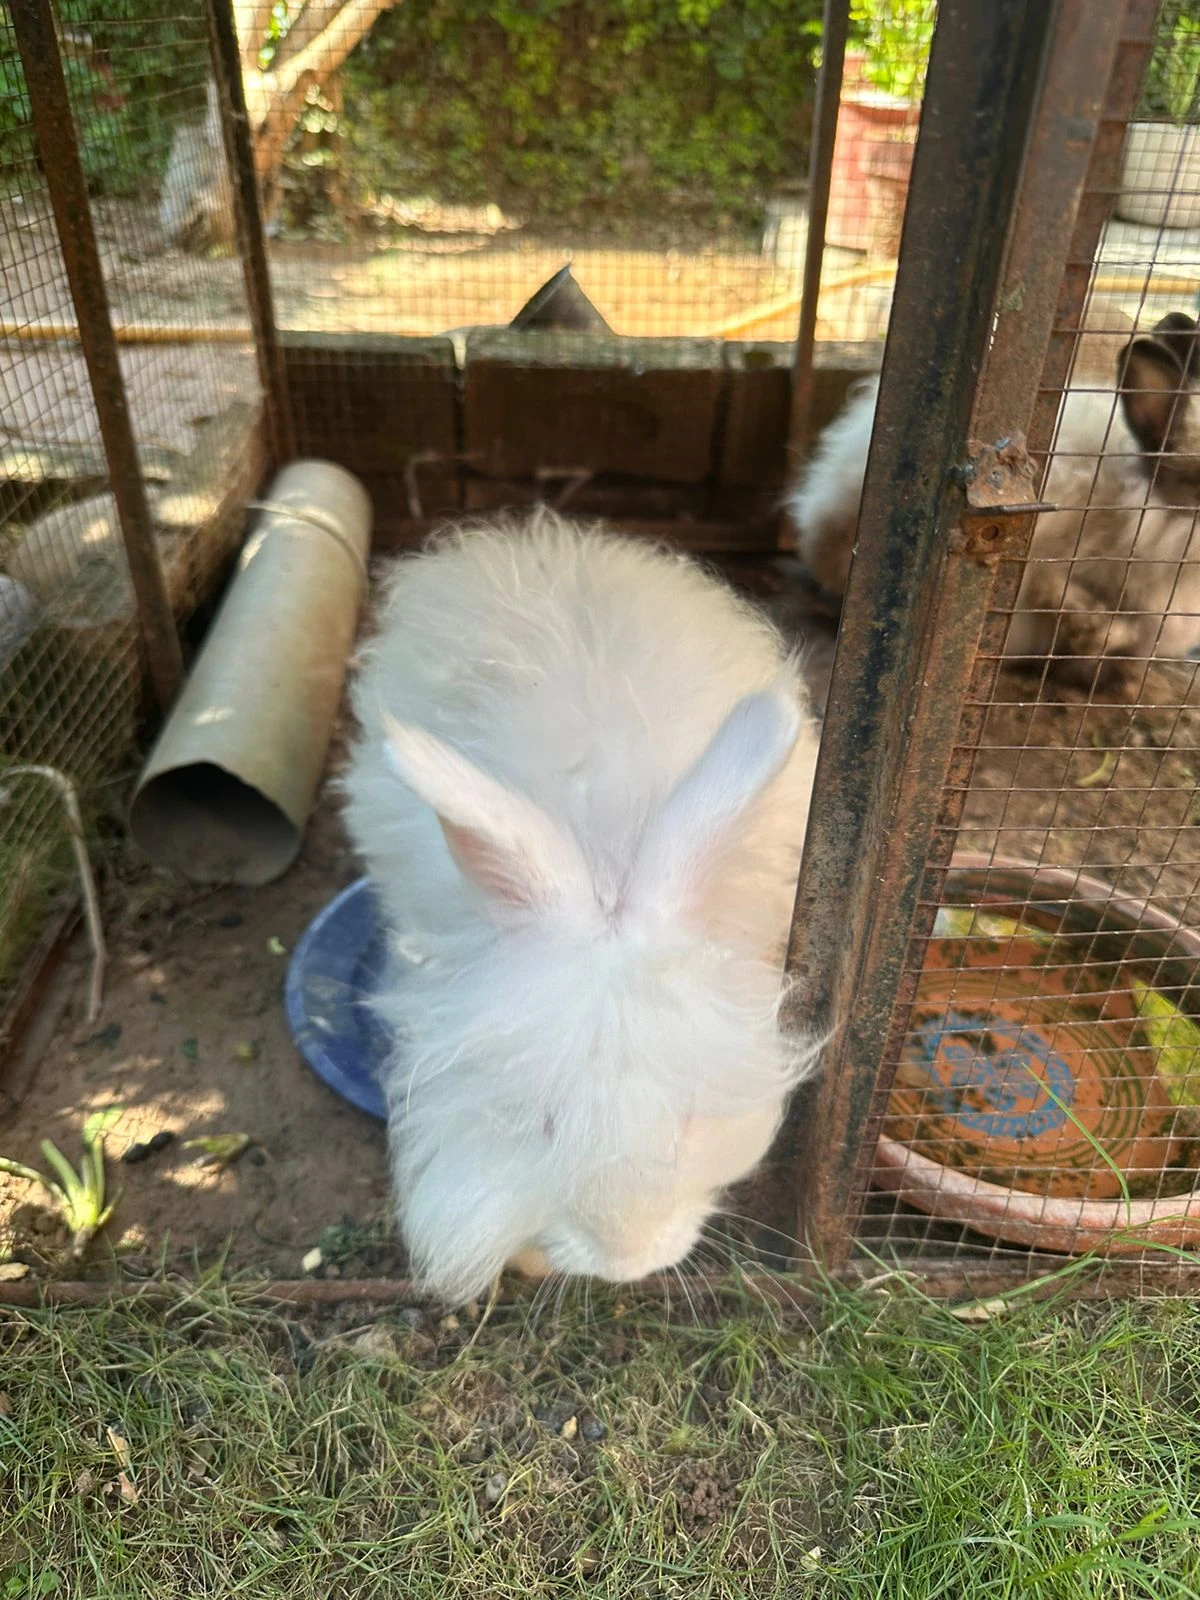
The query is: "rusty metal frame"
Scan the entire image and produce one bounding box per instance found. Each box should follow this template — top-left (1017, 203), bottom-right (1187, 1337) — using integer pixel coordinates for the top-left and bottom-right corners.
top-left (10, 0), bottom-right (185, 713)
top-left (786, 0), bottom-right (851, 478)
top-left (865, 0), bottom-right (1165, 1266)
top-left (773, 0), bottom-right (1157, 1270)
top-left (204, 0), bottom-right (296, 466)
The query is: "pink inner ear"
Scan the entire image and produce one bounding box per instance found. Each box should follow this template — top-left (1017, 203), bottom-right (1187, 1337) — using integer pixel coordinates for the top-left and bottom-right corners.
top-left (440, 818), bottom-right (538, 909)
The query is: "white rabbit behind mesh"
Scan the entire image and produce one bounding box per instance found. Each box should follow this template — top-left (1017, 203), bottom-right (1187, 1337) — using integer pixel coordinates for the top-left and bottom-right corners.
top-left (786, 312), bottom-right (1200, 685)
top-left (788, 372), bottom-right (880, 601)
top-left (341, 510), bottom-right (821, 1303)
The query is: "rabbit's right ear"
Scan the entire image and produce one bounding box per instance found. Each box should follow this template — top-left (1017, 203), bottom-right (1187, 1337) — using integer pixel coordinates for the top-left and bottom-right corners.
top-left (382, 716), bottom-right (593, 916)
top-left (1151, 311), bottom-right (1200, 381)
top-left (627, 684), bottom-right (803, 922)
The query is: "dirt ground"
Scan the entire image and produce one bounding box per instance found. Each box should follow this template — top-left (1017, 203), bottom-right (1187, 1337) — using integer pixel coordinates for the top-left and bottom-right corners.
top-left (0, 193), bottom-right (855, 348)
top-left (961, 662), bottom-right (1200, 924)
top-left (0, 751), bottom-right (402, 1283)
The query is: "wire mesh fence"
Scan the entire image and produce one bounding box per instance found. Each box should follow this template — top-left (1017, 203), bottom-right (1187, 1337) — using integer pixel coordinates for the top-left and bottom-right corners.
top-left (1, 5), bottom-right (137, 1020)
top-left (143, 2), bottom-right (939, 351)
top-left (815, 3), bottom-right (933, 343)
top-left (0, 0), bottom-right (263, 1034)
top-left (847, 0), bottom-right (1200, 1285)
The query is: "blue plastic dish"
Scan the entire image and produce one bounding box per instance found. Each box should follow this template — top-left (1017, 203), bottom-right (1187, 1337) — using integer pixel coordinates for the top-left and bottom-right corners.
top-left (284, 876), bottom-right (392, 1121)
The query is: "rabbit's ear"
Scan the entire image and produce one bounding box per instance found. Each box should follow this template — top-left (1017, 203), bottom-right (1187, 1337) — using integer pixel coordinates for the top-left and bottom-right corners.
top-left (382, 716), bottom-right (593, 914)
top-left (628, 684), bottom-right (803, 920)
top-left (1152, 311), bottom-right (1200, 381)
top-left (1118, 331), bottom-right (1194, 457)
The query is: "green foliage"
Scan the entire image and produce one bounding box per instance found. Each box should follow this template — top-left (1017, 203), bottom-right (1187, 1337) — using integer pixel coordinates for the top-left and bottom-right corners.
top-left (1139, 1), bottom-right (1200, 123)
top-left (0, 0), bottom-right (211, 198)
top-left (850, 0), bottom-right (936, 103)
top-left (340, 0), bottom-right (825, 232)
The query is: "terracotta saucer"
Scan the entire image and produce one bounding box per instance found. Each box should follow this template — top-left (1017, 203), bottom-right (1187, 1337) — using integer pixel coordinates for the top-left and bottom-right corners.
top-left (875, 857), bottom-right (1200, 1255)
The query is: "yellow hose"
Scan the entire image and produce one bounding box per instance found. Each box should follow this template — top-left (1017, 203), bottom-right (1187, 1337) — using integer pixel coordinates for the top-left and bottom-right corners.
top-left (1092, 272), bottom-right (1200, 297)
top-left (3, 265), bottom-right (1196, 349)
top-left (709, 264), bottom-right (896, 338)
top-left (711, 266), bottom-right (1200, 341)
top-left (0, 320), bottom-right (253, 344)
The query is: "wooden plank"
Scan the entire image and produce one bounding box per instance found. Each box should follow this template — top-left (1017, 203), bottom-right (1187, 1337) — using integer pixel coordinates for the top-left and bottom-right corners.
top-left (464, 331), bottom-right (722, 485)
top-left (0, 900), bottom-right (78, 1077)
top-left (281, 332), bottom-right (461, 516)
top-left (158, 406), bottom-right (268, 615)
top-left (720, 341), bottom-right (792, 489)
top-left (371, 473), bottom-right (780, 555)
top-left (722, 338), bottom-right (882, 488)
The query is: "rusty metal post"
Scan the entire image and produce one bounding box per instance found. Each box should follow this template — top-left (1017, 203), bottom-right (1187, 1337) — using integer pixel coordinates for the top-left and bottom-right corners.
top-left (772, 0), bottom-right (1152, 1270)
top-left (10, 0), bottom-right (184, 713)
top-left (204, 0), bottom-right (296, 466)
top-left (786, 0), bottom-right (850, 479)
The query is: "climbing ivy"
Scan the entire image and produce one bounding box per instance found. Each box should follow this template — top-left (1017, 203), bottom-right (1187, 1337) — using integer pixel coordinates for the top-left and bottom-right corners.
top-left (340, 0), bottom-right (827, 232)
top-left (3, 0), bottom-right (833, 228)
top-left (1, 0), bottom-right (210, 197)
top-left (1139, 0), bottom-right (1200, 123)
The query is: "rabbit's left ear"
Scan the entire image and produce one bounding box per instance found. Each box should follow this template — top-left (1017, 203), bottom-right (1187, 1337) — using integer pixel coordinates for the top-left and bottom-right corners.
top-left (1118, 321), bottom-right (1198, 459)
top-left (382, 716), bottom-right (594, 916)
top-left (626, 684), bottom-right (803, 922)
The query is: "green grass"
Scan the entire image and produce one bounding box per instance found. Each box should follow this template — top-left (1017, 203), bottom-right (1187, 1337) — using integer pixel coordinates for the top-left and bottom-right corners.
top-left (2, 1278), bottom-right (1199, 1597)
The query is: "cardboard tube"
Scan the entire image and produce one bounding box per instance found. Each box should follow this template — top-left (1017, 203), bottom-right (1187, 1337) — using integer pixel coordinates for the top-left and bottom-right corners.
top-left (130, 460), bottom-right (371, 885)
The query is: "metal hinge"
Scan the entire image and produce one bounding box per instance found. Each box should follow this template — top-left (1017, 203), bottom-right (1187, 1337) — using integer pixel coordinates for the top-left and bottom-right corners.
top-left (949, 432), bottom-right (1058, 559)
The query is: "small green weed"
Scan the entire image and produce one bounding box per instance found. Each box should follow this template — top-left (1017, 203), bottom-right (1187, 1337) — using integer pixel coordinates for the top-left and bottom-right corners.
top-left (0, 1109), bottom-right (122, 1259)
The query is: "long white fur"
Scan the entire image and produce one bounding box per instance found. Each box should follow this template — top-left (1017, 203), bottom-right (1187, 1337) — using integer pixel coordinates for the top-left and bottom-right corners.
top-left (787, 373), bottom-right (880, 600)
top-left (786, 359), bottom-right (1200, 680)
top-left (341, 510), bottom-right (822, 1303)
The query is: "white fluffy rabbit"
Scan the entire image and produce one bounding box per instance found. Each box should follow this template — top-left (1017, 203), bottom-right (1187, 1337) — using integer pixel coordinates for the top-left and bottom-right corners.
top-left (787, 311), bottom-right (1200, 685)
top-left (342, 510), bottom-right (822, 1304)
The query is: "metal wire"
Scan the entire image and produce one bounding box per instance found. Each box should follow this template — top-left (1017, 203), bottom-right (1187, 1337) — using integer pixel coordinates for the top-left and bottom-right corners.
top-left (0, 0), bottom-right (261, 1028)
top-left (859, 1), bottom-right (1200, 1292)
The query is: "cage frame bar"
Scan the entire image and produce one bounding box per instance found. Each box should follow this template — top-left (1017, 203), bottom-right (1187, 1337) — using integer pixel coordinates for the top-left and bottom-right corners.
top-left (9, 0), bottom-right (185, 713)
top-left (204, 0), bottom-right (296, 466)
top-left (772, 0), bottom-right (1147, 1271)
top-left (786, 0), bottom-right (851, 481)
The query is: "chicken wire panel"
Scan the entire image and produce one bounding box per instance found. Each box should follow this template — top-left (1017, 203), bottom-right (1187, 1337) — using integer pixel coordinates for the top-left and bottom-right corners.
top-left (0, 0), bottom-right (264, 1030)
top-left (0, 7), bottom-right (141, 1022)
top-left (45, 0), bottom-right (265, 606)
top-left (199, 3), bottom-right (930, 481)
top-left (816, 0), bottom-right (936, 346)
top-left (860, 0), bottom-right (1200, 1288)
top-left (4, 0), bottom-right (266, 609)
